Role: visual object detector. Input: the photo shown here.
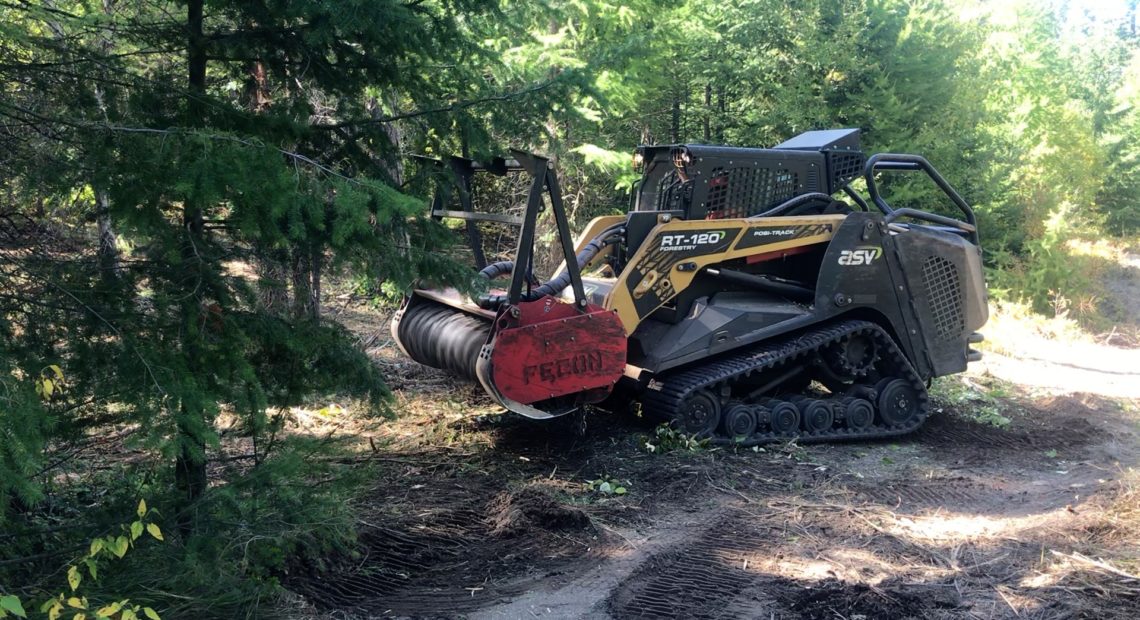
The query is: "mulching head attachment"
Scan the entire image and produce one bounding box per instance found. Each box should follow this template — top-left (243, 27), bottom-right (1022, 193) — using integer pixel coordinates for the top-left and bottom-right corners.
top-left (392, 151), bottom-right (627, 419)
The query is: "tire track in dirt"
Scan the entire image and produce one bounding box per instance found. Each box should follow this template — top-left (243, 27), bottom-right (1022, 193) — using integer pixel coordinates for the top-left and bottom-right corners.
top-left (603, 508), bottom-right (972, 619)
top-left (853, 477), bottom-right (995, 510)
top-left (605, 515), bottom-right (764, 619)
top-left (468, 505), bottom-right (729, 620)
top-left (469, 392), bottom-right (1137, 619)
top-left (286, 382), bottom-right (1138, 618)
top-left (286, 485), bottom-right (605, 618)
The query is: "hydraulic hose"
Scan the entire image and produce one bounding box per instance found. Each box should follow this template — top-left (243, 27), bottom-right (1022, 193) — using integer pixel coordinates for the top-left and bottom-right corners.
top-left (705, 267), bottom-right (815, 303)
top-left (751, 192), bottom-right (833, 218)
top-left (477, 223), bottom-right (625, 310)
top-left (531, 228), bottom-right (623, 298)
top-left (478, 260), bottom-right (515, 280)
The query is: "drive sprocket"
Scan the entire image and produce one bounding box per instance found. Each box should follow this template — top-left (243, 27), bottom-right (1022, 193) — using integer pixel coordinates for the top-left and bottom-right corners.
top-left (824, 333), bottom-right (878, 378)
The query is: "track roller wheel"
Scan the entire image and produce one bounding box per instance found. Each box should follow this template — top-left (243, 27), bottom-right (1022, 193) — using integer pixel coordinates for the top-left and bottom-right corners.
top-left (793, 397), bottom-right (834, 433)
top-left (840, 396), bottom-right (875, 431)
top-left (675, 390), bottom-right (721, 437)
top-left (875, 378), bottom-right (921, 427)
top-left (759, 399), bottom-right (799, 435)
top-left (720, 402), bottom-right (758, 438)
top-left (639, 320), bottom-right (933, 447)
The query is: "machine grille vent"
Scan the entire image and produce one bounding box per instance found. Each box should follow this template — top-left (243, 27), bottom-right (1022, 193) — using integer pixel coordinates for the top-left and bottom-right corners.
top-left (922, 255), bottom-right (964, 341)
top-left (705, 166), bottom-right (800, 219)
top-left (826, 151), bottom-right (865, 191)
top-left (654, 169), bottom-right (684, 211)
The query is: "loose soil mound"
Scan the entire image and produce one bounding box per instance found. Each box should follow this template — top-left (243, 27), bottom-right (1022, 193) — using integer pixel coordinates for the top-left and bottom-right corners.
top-left (487, 486), bottom-right (593, 536)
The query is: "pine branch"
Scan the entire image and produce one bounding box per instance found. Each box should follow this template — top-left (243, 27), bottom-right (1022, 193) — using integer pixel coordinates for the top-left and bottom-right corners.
top-left (0, 0), bottom-right (80, 20)
top-left (0, 46), bottom-right (183, 71)
top-left (0, 250), bottom-right (171, 404)
top-left (93, 124), bottom-right (368, 186)
top-left (310, 79), bottom-right (560, 129)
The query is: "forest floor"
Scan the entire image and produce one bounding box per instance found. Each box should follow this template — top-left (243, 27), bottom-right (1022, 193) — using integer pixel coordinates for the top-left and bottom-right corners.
top-left (282, 299), bottom-right (1140, 619)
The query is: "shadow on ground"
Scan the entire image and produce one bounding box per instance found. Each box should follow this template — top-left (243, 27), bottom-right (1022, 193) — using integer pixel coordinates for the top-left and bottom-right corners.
top-left (281, 366), bottom-right (1140, 619)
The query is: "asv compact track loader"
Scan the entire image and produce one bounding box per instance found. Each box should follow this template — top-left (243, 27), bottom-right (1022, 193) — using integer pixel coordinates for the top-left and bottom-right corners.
top-left (392, 129), bottom-right (987, 444)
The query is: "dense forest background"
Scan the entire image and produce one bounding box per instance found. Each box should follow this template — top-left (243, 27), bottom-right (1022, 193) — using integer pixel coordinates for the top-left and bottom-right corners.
top-left (1, 0), bottom-right (1138, 617)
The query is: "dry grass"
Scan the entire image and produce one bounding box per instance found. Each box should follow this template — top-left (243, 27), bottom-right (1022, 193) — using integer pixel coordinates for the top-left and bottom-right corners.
top-left (716, 482), bottom-right (1140, 618)
top-left (983, 300), bottom-right (1098, 352)
top-left (987, 235), bottom-right (1140, 344)
top-left (1066, 237), bottom-right (1134, 267)
top-left (1063, 236), bottom-right (1140, 341)
top-left (1099, 469), bottom-right (1140, 571)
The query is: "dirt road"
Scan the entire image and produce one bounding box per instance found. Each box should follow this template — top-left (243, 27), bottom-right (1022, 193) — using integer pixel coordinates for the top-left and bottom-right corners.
top-left (288, 314), bottom-right (1140, 619)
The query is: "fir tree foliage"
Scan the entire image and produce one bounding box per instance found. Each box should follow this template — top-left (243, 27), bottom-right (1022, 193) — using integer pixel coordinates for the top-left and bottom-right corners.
top-left (0, 0), bottom-right (586, 611)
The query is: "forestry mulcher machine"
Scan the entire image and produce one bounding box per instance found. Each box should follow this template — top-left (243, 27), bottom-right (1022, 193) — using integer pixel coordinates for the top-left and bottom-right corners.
top-left (392, 129), bottom-right (987, 444)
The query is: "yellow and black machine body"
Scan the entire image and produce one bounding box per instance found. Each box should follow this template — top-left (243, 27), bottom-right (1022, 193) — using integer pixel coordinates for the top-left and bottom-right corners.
top-left (392, 129), bottom-right (988, 443)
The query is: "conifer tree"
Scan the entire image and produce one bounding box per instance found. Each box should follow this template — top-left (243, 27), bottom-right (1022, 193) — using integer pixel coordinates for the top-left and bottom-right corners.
top-left (0, 0), bottom-right (577, 521)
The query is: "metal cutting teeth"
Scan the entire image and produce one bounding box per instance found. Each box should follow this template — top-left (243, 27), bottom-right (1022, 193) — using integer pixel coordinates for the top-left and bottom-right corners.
top-left (394, 299), bottom-right (492, 381)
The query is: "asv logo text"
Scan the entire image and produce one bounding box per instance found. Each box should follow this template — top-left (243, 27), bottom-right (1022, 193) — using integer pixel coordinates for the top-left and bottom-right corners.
top-left (837, 246), bottom-right (882, 266)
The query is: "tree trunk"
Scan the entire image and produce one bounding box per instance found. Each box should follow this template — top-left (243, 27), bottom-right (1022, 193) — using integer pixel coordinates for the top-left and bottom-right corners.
top-left (176, 0), bottom-right (209, 519)
top-left (94, 2), bottom-right (119, 285)
top-left (255, 249), bottom-right (289, 313)
top-left (187, 1), bottom-right (206, 109)
top-left (95, 189), bottom-right (119, 282)
top-left (291, 245), bottom-right (320, 321)
top-left (371, 90), bottom-right (404, 187)
top-left (42, 0), bottom-right (66, 38)
top-left (175, 403), bottom-right (207, 503)
top-left (703, 83), bottom-right (712, 142)
top-left (244, 60), bottom-right (269, 112)
top-left (671, 92), bottom-right (681, 143)
top-left (243, 57), bottom-right (290, 315)
top-left (716, 86), bottom-right (726, 143)
top-left (309, 243), bottom-right (322, 320)
top-left (45, 0), bottom-right (121, 285)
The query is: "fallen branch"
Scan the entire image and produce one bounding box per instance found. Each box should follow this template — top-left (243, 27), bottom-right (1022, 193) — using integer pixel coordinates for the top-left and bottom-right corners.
top-left (994, 585), bottom-right (1021, 617)
top-left (1051, 550), bottom-right (1140, 582)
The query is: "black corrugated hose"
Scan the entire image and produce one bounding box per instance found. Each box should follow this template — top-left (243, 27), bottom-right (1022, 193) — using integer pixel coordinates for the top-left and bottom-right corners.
top-left (476, 223), bottom-right (625, 310)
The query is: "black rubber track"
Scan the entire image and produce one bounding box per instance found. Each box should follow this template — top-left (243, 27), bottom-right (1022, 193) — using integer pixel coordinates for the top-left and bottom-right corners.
top-left (640, 320), bottom-right (929, 446)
